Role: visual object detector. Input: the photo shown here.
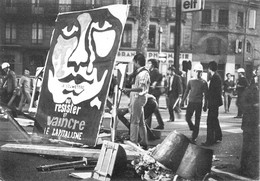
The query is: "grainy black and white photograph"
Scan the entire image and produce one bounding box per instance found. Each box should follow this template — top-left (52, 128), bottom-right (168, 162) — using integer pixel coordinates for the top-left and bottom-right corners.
top-left (0, 0), bottom-right (259, 180)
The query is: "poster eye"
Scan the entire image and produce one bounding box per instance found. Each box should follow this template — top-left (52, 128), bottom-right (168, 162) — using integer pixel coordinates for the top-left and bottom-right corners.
top-left (96, 21), bottom-right (111, 30)
top-left (62, 25), bottom-right (79, 37)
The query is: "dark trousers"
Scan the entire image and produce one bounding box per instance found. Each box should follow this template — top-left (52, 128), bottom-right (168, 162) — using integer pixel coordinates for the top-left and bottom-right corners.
top-left (206, 106), bottom-right (222, 143)
top-left (236, 94), bottom-right (243, 116)
top-left (1, 90), bottom-right (13, 105)
top-left (146, 95), bottom-right (164, 128)
top-left (186, 102), bottom-right (202, 140)
top-left (166, 94), bottom-right (180, 121)
top-left (146, 107), bottom-right (164, 128)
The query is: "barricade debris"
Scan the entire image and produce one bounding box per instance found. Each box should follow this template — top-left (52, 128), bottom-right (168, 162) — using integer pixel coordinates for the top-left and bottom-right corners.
top-left (128, 131), bottom-right (214, 181)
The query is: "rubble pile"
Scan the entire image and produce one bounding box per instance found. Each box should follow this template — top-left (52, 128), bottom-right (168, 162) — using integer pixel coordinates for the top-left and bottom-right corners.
top-left (131, 149), bottom-right (174, 180)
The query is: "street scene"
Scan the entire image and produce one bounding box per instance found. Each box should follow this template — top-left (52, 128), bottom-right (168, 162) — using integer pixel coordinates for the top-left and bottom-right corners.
top-left (0, 94), bottom-right (248, 180)
top-left (0, 0), bottom-right (259, 181)
top-left (0, 93), bottom-right (257, 181)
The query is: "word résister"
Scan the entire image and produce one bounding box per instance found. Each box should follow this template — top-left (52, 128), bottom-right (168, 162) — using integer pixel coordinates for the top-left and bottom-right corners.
top-left (54, 103), bottom-right (81, 115)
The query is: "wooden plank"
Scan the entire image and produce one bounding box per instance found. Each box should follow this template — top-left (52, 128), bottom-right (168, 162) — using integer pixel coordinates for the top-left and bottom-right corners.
top-left (1, 143), bottom-right (100, 158)
top-left (93, 142), bottom-right (113, 181)
top-left (1, 143), bottom-right (139, 160)
top-left (93, 141), bottom-right (127, 181)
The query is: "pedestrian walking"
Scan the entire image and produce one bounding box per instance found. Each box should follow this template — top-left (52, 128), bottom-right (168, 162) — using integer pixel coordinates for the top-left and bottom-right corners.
top-left (181, 63), bottom-right (208, 143)
top-left (165, 66), bottom-right (183, 122)
top-left (202, 61), bottom-right (223, 146)
top-left (223, 73), bottom-right (235, 113)
top-left (123, 53), bottom-right (150, 149)
top-left (1, 62), bottom-right (18, 106)
top-left (234, 68), bottom-right (248, 118)
top-left (240, 64), bottom-right (259, 179)
top-left (146, 58), bottom-right (164, 129)
top-left (18, 67), bottom-right (33, 112)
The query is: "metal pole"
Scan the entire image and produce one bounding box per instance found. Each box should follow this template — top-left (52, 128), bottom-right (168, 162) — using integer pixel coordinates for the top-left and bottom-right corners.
top-left (158, 26), bottom-right (163, 54)
top-left (242, 1), bottom-right (249, 68)
top-left (174, 0), bottom-right (182, 73)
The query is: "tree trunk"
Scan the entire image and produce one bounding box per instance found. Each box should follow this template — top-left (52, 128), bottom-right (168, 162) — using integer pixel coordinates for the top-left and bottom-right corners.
top-left (136, 0), bottom-right (150, 57)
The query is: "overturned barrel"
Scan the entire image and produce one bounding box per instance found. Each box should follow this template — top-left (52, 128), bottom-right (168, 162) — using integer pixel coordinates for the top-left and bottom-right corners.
top-left (176, 143), bottom-right (213, 180)
top-left (151, 131), bottom-right (190, 172)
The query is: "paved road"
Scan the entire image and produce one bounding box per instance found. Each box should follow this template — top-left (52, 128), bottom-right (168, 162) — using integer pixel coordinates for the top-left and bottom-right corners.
top-left (0, 95), bottom-right (253, 180)
top-left (117, 95), bottom-right (245, 177)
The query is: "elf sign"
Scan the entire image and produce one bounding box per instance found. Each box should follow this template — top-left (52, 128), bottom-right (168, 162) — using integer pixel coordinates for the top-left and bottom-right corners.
top-left (182, 0), bottom-right (204, 12)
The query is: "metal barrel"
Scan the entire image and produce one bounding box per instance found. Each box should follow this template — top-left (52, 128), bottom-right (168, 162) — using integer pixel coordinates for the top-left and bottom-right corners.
top-left (151, 131), bottom-right (190, 172)
top-left (176, 143), bottom-right (213, 180)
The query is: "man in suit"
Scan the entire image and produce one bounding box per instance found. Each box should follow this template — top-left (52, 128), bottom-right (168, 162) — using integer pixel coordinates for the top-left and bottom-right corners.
top-left (202, 61), bottom-right (223, 146)
top-left (165, 66), bottom-right (183, 122)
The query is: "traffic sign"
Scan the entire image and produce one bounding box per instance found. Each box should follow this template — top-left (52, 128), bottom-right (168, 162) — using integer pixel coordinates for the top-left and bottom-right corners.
top-left (182, 0), bottom-right (204, 12)
top-left (158, 53), bottom-right (167, 62)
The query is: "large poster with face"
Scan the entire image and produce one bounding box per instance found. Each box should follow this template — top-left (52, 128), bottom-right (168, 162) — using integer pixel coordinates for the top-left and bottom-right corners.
top-left (34, 5), bottom-right (129, 146)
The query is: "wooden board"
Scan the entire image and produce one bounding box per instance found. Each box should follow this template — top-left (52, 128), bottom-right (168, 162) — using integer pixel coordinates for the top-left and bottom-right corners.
top-left (1, 143), bottom-right (139, 161)
top-left (93, 141), bottom-right (127, 181)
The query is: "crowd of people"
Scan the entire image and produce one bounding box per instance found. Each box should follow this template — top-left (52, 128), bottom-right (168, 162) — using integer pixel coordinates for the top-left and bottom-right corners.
top-left (0, 55), bottom-right (259, 178)
top-left (0, 62), bottom-right (33, 113)
top-left (115, 52), bottom-right (259, 152)
top-left (0, 57), bottom-right (258, 138)
top-left (0, 53), bottom-right (259, 179)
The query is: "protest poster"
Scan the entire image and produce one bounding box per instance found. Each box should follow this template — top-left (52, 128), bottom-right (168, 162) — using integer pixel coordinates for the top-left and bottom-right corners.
top-left (34, 4), bottom-right (129, 146)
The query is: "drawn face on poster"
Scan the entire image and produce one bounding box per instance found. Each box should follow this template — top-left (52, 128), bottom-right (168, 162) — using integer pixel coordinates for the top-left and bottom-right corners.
top-left (35, 5), bottom-right (128, 145)
top-left (48, 7), bottom-right (124, 107)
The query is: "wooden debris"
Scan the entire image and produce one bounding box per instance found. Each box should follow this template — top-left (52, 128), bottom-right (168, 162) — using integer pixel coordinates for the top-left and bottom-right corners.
top-left (1, 143), bottom-right (139, 161)
top-left (93, 141), bottom-right (127, 181)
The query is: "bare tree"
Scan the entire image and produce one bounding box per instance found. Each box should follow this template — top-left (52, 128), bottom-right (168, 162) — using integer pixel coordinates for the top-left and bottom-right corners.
top-left (136, 0), bottom-right (150, 57)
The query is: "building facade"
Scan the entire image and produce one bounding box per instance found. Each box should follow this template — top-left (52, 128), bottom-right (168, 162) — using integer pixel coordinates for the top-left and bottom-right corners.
top-left (191, 0), bottom-right (260, 80)
top-left (0, 0), bottom-right (259, 81)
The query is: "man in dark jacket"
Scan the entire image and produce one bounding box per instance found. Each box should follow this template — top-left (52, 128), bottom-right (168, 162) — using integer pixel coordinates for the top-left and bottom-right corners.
top-left (146, 59), bottom-right (164, 129)
top-left (1, 62), bottom-right (18, 106)
top-left (165, 66), bottom-right (183, 122)
top-left (234, 68), bottom-right (248, 118)
top-left (202, 61), bottom-right (223, 146)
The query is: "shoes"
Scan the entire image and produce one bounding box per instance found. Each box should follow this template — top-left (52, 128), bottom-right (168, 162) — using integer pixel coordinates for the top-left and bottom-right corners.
top-left (234, 116), bottom-right (242, 118)
top-left (215, 137), bottom-right (222, 143)
top-left (225, 109), bottom-right (230, 113)
top-left (153, 125), bottom-right (164, 130)
top-left (167, 119), bottom-right (174, 122)
top-left (201, 142), bottom-right (215, 146)
top-left (215, 140), bottom-right (222, 143)
top-left (190, 138), bottom-right (196, 144)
